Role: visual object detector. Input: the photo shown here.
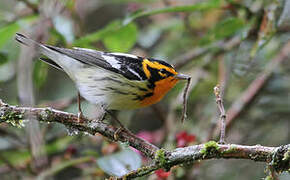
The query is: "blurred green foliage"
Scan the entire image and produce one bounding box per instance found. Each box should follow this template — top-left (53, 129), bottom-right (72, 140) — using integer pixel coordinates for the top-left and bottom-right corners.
top-left (103, 21), bottom-right (138, 52)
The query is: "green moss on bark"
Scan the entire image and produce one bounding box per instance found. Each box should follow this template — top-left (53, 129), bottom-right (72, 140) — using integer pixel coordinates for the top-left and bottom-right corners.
top-left (201, 141), bottom-right (220, 158)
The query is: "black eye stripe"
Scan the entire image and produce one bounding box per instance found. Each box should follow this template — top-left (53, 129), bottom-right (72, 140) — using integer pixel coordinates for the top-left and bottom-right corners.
top-left (160, 68), bottom-right (174, 76)
top-left (160, 68), bottom-right (167, 73)
top-left (147, 66), bottom-right (162, 82)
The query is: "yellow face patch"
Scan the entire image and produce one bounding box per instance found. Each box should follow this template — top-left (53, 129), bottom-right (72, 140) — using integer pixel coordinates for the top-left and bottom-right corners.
top-left (158, 71), bottom-right (166, 77)
top-left (142, 59), bottom-right (177, 79)
top-left (140, 59), bottom-right (179, 107)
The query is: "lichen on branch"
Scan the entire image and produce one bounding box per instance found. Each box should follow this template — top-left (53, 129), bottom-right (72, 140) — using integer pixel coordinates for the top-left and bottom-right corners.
top-left (0, 99), bottom-right (289, 179)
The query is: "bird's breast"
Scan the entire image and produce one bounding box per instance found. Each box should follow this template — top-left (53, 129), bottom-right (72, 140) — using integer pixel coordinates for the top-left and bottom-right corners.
top-left (140, 77), bottom-right (179, 107)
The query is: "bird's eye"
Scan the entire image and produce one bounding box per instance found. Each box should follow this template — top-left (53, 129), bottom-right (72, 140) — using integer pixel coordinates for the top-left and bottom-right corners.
top-left (160, 68), bottom-right (167, 74)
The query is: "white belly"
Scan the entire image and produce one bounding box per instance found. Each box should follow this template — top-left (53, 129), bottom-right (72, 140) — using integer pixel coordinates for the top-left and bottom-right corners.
top-left (74, 66), bottom-right (150, 110)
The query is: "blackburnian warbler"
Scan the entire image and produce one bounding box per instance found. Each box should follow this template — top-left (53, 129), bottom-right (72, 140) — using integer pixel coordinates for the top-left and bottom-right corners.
top-left (15, 33), bottom-right (191, 123)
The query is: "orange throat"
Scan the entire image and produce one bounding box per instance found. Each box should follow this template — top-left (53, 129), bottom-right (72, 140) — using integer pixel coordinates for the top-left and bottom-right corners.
top-left (140, 77), bottom-right (179, 107)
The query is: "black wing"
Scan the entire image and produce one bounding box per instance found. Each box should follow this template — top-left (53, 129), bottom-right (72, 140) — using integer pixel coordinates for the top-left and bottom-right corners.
top-left (43, 46), bottom-right (147, 81)
top-left (15, 33), bottom-right (148, 81)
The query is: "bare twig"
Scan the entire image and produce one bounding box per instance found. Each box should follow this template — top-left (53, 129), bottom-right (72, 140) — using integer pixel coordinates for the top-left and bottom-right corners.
top-left (214, 40), bottom-right (290, 137)
top-left (213, 85), bottom-right (227, 144)
top-left (206, 56), bottom-right (229, 141)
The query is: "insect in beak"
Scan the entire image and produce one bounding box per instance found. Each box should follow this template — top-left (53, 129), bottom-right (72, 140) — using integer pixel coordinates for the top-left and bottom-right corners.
top-left (173, 73), bottom-right (191, 123)
top-left (175, 73), bottom-right (191, 80)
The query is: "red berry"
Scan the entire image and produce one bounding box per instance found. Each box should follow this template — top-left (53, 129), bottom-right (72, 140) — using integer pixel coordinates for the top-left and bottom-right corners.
top-left (155, 169), bottom-right (170, 179)
top-left (175, 131), bottom-right (196, 147)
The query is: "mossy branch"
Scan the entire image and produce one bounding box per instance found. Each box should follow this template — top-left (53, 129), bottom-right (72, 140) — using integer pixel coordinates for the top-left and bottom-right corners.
top-left (0, 100), bottom-right (289, 179)
top-left (0, 99), bottom-right (159, 159)
top-left (121, 143), bottom-right (290, 179)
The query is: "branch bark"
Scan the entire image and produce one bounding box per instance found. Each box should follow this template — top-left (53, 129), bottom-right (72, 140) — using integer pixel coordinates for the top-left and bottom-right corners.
top-left (0, 100), bottom-right (159, 159)
top-left (121, 143), bottom-right (289, 179)
top-left (1, 100), bottom-right (289, 179)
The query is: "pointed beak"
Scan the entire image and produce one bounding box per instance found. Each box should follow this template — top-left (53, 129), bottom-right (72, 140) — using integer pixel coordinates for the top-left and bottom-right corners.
top-left (174, 73), bottom-right (191, 80)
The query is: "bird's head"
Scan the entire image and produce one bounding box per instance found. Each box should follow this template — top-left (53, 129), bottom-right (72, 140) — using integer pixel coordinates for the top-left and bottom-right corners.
top-left (142, 58), bottom-right (190, 87)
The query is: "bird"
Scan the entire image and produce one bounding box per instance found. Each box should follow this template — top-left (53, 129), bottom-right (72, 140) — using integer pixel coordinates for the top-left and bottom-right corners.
top-left (15, 33), bottom-right (191, 134)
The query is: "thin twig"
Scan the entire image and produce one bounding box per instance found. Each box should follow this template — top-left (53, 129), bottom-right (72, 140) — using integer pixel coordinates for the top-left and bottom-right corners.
top-left (214, 85), bottom-right (227, 144)
top-left (206, 56), bottom-right (229, 141)
top-left (213, 40), bottom-right (290, 138)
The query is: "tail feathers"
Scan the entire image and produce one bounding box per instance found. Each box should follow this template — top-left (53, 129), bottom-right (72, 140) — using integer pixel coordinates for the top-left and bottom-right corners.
top-left (15, 33), bottom-right (41, 48)
top-left (15, 33), bottom-right (83, 79)
top-left (39, 57), bottom-right (63, 71)
top-left (15, 33), bottom-right (63, 70)
top-left (15, 33), bottom-right (61, 66)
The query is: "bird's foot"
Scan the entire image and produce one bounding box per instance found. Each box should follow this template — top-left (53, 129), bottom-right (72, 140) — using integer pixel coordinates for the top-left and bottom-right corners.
top-left (77, 111), bottom-right (84, 124)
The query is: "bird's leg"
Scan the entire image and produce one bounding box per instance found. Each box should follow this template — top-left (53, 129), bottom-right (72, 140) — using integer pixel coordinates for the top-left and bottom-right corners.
top-left (99, 105), bottom-right (108, 122)
top-left (105, 110), bottom-right (134, 140)
top-left (77, 92), bottom-right (84, 123)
